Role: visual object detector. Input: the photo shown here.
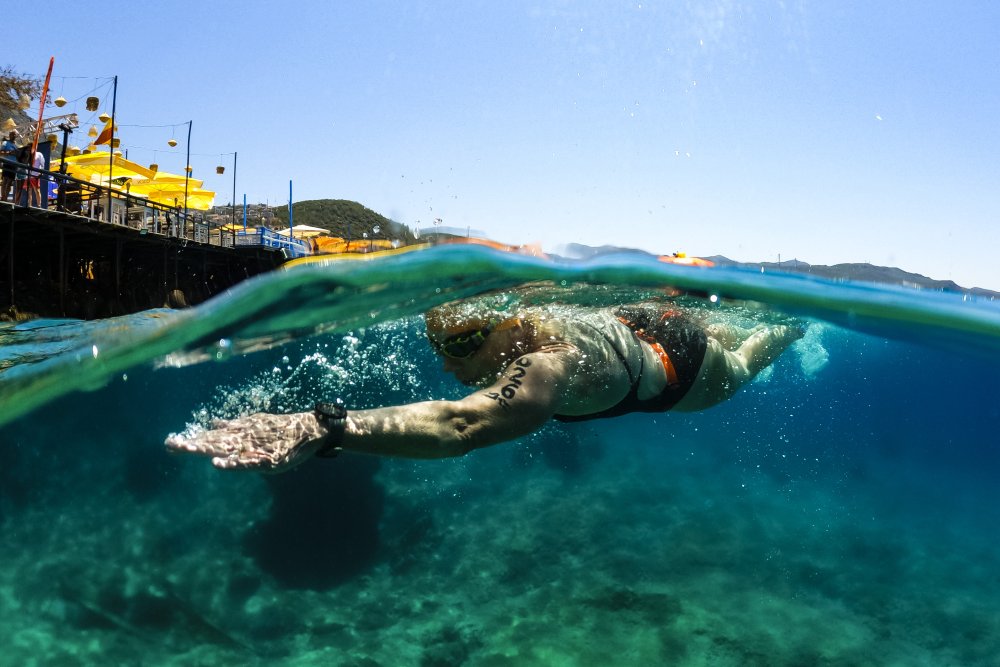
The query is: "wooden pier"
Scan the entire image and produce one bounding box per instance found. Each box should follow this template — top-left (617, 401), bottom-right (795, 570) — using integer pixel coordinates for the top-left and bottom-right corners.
top-left (1, 202), bottom-right (284, 320)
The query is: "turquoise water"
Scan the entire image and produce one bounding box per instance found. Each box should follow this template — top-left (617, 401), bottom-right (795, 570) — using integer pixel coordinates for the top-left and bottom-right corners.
top-left (1, 245), bottom-right (999, 665)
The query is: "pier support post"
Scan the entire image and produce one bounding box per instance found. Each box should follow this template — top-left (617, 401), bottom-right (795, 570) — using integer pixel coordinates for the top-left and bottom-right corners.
top-left (7, 207), bottom-right (13, 310)
top-left (115, 238), bottom-right (122, 314)
top-left (164, 244), bottom-right (169, 306)
top-left (59, 227), bottom-right (65, 316)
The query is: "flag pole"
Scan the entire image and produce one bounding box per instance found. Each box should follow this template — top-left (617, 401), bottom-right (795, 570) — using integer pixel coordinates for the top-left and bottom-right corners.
top-left (106, 75), bottom-right (117, 221)
top-left (231, 151), bottom-right (237, 228)
top-left (182, 120), bottom-right (192, 237)
top-left (30, 57), bottom-right (54, 154)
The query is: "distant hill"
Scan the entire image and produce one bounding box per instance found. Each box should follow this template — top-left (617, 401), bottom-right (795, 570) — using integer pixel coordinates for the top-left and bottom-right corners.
top-left (418, 225), bottom-right (488, 239)
top-left (250, 216), bottom-right (998, 297)
top-left (557, 243), bottom-right (664, 260)
top-left (716, 257), bottom-right (998, 297)
top-left (268, 199), bottom-right (416, 244)
top-left (556, 244), bottom-right (999, 297)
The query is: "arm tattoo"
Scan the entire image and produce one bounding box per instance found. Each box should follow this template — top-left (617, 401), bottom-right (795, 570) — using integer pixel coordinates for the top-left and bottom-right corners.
top-left (485, 357), bottom-right (532, 410)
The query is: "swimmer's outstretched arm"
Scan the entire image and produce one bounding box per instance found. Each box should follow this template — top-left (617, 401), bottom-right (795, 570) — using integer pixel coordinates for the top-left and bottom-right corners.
top-left (165, 351), bottom-right (574, 473)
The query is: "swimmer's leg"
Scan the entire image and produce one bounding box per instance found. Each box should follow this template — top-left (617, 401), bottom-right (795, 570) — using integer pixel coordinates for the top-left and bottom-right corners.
top-left (730, 324), bottom-right (804, 377)
top-left (676, 324), bottom-right (803, 411)
top-left (704, 323), bottom-right (764, 351)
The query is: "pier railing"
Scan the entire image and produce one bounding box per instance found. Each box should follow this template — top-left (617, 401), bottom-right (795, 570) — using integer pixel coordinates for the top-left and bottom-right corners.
top-left (2, 161), bottom-right (317, 259)
top-left (1, 161), bottom-right (239, 248)
top-left (234, 227), bottom-right (311, 258)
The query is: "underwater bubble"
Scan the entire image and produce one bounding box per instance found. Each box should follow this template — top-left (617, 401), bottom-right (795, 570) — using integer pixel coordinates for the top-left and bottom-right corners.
top-left (214, 338), bottom-right (234, 362)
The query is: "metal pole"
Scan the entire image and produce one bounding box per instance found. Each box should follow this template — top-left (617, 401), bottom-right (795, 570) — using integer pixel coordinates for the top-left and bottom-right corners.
top-left (231, 151), bottom-right (237, 229)
top-left (183, 120), bottom-right (192, 237)
top-left (7, 208), bottom-right (13, 308)
top-left (107, 75), bottom-right (117, 223)
top-left (57, 123), bottom-right (72, 211)
top-left (58, 124), bottom-right (71, 172)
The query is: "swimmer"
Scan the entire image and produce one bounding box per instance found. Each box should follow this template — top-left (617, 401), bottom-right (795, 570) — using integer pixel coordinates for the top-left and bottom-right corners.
top-left (166, 298), bottom-right (804, 472)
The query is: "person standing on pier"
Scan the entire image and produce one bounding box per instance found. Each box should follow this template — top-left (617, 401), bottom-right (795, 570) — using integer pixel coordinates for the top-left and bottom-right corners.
top-left (0, 132), bottom-right (16, 202)
top-left (13, 145), bottom-right (30, 206)
top-left (28, 145), bottom-right (45, 207)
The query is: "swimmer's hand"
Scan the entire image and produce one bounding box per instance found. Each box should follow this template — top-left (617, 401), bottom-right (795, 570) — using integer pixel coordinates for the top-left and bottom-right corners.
top-left (165, 412), bottom-right (327, 473)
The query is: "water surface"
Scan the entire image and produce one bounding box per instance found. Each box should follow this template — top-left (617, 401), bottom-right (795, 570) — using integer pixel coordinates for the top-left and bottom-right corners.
top-left (1, 246), bottom-right (998, 665)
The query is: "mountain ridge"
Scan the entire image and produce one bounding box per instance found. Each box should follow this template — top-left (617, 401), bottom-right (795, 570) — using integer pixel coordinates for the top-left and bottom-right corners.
top-left (558, 243), bottom-right (998, 297)
top-left (248, 204), bottom-right (996, 297)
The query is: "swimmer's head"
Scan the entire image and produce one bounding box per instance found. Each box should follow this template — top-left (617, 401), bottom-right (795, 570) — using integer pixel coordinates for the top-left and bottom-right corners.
top-left (426, 299), bottom-right (521, 360)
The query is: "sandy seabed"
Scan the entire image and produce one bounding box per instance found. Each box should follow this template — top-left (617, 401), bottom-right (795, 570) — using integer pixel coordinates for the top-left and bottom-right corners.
top-left (2, 416), bottom-right (997, 667)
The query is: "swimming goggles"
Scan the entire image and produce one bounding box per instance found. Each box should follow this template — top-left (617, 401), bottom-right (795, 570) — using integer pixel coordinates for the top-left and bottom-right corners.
top-left (431, 327), bottom-right (491, 359)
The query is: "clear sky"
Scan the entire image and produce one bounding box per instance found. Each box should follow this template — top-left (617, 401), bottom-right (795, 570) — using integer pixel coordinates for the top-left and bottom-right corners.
top-left (13, 1), bottom-right (1000, 288)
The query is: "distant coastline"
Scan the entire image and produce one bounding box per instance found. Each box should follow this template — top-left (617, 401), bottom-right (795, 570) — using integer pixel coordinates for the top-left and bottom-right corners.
top-left (557, 243), bottom-right (999, 299)
top-left (244, 200), bottom-right (999, 298)
top-left (708, 256), bottom-right (1000, 299)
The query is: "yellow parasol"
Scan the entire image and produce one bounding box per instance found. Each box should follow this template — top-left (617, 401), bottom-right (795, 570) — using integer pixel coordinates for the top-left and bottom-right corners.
top-left (126, 166), bottom-right (213, 210)
top-left (138, 171), bottom-right (204, 188)
top-left (128, 181), bottom-right (215, 210)
top-left (57, 152), bottom-right (156, 181)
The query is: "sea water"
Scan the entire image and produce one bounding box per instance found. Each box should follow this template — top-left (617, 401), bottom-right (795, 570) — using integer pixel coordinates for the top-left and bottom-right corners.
top-left (0, 245), bottom-right (998, 666)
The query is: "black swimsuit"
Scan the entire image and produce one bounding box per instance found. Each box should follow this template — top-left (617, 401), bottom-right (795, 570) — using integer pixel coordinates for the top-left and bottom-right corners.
top-left (554, 305), bottom-right (707, 422)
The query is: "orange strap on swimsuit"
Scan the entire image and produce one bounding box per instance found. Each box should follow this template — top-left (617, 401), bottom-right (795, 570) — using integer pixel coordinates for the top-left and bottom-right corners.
top-left (617, 315), bottom-right (680, 387)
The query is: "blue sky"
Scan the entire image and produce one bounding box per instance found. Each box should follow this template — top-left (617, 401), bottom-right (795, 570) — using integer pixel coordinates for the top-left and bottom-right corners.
top-left (13, 1), bottom-right (1000, 288)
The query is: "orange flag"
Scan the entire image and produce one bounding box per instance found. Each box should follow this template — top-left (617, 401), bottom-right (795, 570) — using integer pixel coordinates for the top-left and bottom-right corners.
top-left (31, 57), bottom-right (54, 154)
top-left (95, 117), bottom-right (114, 145)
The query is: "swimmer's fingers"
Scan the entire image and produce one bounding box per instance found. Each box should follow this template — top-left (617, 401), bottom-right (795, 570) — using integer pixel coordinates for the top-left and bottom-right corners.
top-left (210, 445), bottom-right (305, 473)
top-left (165, 414), bottom-right (271, 457)
top-left (165, 430), bottom-right (239, 459)
top-left (168, 435), bottom-right (282, 470)
top-left (211, 450), bottom-right (285, 473)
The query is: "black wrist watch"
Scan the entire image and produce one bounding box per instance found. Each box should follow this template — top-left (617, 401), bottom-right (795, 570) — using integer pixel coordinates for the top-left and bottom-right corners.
top-left (313, 400), bottom-right (347, 458)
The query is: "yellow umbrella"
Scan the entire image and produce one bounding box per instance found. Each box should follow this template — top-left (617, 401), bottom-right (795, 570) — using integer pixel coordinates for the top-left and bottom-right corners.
top-left (128, 178), bottom-right (215, 210)
top-left (181, 191), bottom-right (215, 211)
top-left (129, 180), bottom-right (206, 197)
top-left (139, 171), bottom-right (204, 188)
top-left (142, 188), bottom-right (215, 211)
top-left (57, 152), bottom-right (156, 181)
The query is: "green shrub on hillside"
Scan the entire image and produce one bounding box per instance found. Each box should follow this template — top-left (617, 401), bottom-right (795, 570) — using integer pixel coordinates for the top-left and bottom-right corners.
top-left (270, 199), bottom-right (415, 243)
